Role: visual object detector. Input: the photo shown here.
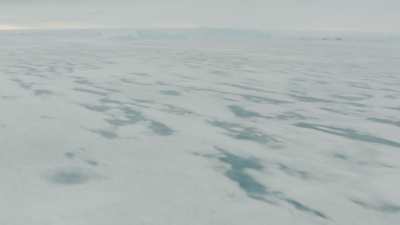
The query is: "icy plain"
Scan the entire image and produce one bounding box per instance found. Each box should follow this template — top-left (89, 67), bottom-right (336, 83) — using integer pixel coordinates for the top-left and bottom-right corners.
top-left (0, 29), bottom-right (399, 225)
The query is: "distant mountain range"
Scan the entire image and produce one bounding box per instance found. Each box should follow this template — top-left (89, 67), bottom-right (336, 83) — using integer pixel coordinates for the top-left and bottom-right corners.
top-left (107, 28), bottom-right (272, 41)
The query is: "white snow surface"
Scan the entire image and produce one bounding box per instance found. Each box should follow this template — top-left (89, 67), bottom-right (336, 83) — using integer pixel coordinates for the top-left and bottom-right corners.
top-left (1, 29), bottom-right (400, 225)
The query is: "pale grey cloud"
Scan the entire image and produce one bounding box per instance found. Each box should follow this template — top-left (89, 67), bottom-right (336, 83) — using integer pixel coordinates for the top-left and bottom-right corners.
top-left (0, 0), bottom-right (399, 31)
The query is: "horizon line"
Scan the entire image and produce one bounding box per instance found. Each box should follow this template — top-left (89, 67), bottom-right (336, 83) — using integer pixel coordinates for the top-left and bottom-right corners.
top-left (0, 25), bottom-right (399, 34)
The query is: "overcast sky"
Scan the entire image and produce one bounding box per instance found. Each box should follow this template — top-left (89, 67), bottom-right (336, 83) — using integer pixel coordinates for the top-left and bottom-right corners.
top-left (1, 0), bottom-right (399, 32)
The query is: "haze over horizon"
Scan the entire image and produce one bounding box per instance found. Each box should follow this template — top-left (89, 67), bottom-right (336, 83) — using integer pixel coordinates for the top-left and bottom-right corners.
top-left (1, 0), bottom-right (399, 32)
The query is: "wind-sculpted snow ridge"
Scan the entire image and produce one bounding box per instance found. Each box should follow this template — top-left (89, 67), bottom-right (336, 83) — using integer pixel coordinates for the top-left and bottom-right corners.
top-left (0, 30), bottom-right (399, 225)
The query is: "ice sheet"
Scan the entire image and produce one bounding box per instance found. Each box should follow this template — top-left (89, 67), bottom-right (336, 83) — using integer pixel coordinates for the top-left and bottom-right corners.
top-left (1, 29), bottom-right (399, 225)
